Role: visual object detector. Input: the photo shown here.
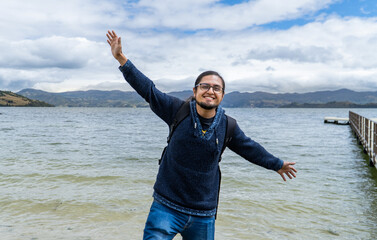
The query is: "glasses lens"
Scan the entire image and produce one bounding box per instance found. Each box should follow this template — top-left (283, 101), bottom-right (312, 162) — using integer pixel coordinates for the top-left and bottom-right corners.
top-left (199, 83), bottom-right (210, 91)
top-left (213, 86), bottom-right (222, 93)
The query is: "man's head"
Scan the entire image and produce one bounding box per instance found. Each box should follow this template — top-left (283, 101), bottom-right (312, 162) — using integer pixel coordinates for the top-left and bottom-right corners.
top-left (193, 71), bottom-right (225, 110)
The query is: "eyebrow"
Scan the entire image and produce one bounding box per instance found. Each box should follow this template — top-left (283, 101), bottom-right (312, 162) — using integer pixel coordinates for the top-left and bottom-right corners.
top-left (200, 83), bottom-right (223, 87)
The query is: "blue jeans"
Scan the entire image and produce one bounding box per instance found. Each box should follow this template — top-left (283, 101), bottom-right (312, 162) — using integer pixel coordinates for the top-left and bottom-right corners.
top-left (143, 200), bottom-right (215, 240)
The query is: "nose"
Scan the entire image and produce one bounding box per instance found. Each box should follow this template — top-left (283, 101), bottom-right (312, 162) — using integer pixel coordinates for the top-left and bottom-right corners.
top-left (207, 86), bottom-right (215, 94)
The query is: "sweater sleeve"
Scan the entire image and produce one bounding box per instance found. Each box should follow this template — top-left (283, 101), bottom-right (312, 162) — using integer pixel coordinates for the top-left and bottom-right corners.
top-left (227, 123), bottom-right (283, 171)
top-left (119, 60), bottom-right (184, 125)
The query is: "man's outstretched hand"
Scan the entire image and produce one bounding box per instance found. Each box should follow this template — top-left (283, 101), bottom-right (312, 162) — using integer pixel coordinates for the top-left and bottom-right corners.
top-left (107, 30), bottom-right (127, 66)
top-left (277, 162), bottom-right (297, 181)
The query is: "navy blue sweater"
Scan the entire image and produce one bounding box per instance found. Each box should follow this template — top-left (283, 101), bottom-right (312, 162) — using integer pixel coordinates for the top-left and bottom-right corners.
top-left (119, 60), bottom-right (284, 216)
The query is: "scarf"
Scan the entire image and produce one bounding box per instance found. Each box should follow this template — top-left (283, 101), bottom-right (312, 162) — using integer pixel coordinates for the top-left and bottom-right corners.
top-left (189, 99), bottom-right (224, 141)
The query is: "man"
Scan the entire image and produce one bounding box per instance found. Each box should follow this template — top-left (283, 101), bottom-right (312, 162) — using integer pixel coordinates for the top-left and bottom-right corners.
top-left (106, 30), bottom-right (297, 240)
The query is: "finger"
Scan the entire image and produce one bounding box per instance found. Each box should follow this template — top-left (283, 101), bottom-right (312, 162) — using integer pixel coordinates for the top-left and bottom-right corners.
top-left (287, 172), bottom-right (293, 179)
top-left (107, 30), bottom-right (113, 38)
top-left (108, 30), bottom-right (115, 38)
top-left (107, 39), bottom-right (111, 46)
top-left (290, 170), bottom-right (297, 178)
top-left (106, 33), bottom-right (112, 42)
top-left (280, 173), bottom-right (286, 181)
top-left (112, 30), bottom-right (118, 38)
top-left (291, 167), bottom-right (298, 173)
top-left (118, 36), bottom-right (121, 44)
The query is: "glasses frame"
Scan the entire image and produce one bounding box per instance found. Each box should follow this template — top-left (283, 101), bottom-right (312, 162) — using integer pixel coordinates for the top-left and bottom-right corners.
top-left (195, 83), bottom-right (224, 94)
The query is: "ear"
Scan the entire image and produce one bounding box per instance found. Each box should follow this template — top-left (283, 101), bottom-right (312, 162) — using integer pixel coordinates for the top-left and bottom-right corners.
top-left (218, 91), bottom-right (225, 101)
top-left (193, 87), bottom-right (197, 97)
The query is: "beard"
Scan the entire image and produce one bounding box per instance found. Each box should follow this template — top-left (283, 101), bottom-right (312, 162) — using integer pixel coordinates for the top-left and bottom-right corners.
top-left (195, 97), bottom-right (218, 110)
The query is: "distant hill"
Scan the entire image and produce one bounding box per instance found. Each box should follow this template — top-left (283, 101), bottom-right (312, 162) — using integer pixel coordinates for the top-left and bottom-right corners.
top-left (16, 88), bottom-right (377, 108)
top-left (18, 89), bottom-right (148, 107)
top-left (280, 101), bottom-right (377, 108)
top-left (221, 88), bottom-right (377, 107)
top-left (168, 90), bottom-right (193, 101)
top-left (0, 90), bottom-right (54, 107)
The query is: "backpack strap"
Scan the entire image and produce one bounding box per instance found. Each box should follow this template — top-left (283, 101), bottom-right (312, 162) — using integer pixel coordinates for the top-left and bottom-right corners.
top-left (167, 101), bottom-right (191, 143)
top-left (159, 101), bottom-right (190, 165)
top-left (219, 115), bottom-right (236, 162)
top-left (216, 114), bottom-right (236, 219)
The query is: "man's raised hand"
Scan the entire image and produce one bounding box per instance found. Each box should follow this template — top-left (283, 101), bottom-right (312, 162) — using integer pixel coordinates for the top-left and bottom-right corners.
top-left (107, 30), bottom-right (127, 66)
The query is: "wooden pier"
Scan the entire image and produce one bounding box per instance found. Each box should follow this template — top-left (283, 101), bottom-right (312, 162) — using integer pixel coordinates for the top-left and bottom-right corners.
top-left (349, 111), bottom-right (377, 168)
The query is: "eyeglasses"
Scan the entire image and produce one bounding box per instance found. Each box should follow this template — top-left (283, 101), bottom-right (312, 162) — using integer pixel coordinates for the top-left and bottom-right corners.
top-left (195, 83), bottom-right (224, 93)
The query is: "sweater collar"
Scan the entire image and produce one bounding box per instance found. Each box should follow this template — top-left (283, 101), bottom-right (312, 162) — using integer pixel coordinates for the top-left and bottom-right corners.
top-left (189, 99), bottom-right (224, 140)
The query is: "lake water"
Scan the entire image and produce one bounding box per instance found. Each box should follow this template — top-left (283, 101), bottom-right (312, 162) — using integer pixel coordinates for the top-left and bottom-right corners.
top-left (1, 107), bottom-right (377, 240)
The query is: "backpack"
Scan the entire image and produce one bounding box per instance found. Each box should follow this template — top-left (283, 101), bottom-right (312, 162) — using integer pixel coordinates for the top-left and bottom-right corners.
top-left (159, 101), bottom-right (236, 165)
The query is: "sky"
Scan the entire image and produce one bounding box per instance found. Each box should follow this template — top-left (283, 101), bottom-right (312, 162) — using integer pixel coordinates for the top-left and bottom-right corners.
top-left (1, 0), bottom-right (377, 93)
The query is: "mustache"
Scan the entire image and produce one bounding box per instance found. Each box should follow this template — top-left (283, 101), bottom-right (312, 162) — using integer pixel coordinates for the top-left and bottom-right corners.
top-left (194, 97), bottom-right (218, 110)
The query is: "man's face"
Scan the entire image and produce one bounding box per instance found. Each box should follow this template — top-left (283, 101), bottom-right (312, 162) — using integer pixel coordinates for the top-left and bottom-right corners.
top-left (193, 75), bottom-right (224, 110)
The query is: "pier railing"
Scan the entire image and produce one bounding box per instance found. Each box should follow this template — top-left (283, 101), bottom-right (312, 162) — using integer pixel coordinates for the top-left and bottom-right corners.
top-left (349, 111), bottom-right (376, 167)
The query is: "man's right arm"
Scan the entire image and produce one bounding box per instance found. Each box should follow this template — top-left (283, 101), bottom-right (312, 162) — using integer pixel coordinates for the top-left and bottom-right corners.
top-left (107, 30), bottom-right (183, 125)
top-left (119, 60), bottom-right (183, 125)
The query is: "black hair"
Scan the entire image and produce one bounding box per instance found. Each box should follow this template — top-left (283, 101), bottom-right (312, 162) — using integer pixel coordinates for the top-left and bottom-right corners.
top-left (194, 70), bottom-right (225, 92)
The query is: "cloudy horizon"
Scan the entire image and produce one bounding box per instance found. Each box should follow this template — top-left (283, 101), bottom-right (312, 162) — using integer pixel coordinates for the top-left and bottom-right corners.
top-left (1, 0), bottom-right (377, 94)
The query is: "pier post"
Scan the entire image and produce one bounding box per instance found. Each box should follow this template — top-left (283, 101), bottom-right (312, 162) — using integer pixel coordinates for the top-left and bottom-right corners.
top-left (349, 111), bottom-right (376, 168)
top-left (371, 122), bottom-right (377, 168)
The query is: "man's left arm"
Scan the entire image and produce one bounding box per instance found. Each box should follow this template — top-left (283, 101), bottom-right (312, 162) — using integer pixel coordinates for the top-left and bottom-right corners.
top-left (227, 124), bottom-right (297, 181)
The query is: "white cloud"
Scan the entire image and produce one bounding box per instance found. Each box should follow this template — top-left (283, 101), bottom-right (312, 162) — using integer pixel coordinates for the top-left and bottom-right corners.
top-left (0, 35), bottom-right (118, 92)
top-left (126, 16), bottom-right (377, 93)
top-left (241, 45), bottom-right (338, 63)
top-left (1, 0), bottom-right (377, 93)
top-left (0, 36), bottom-right (101, 69)
top-left (128, 0), bottom-right (337, 30)
top-left (0, 0), bottom-right (127, 40)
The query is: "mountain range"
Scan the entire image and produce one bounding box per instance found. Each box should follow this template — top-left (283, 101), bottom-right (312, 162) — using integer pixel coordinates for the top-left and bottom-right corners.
top-left (16, 88), bottom-right (377, 108)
